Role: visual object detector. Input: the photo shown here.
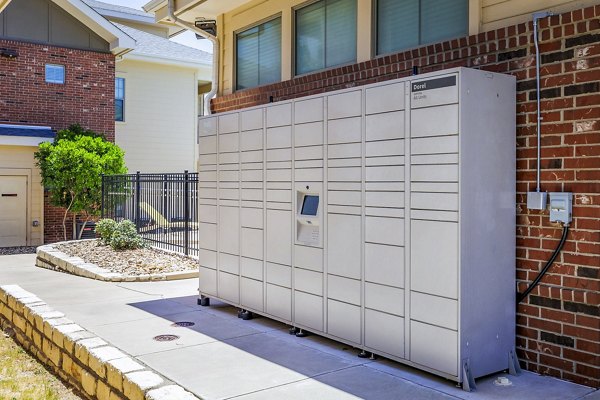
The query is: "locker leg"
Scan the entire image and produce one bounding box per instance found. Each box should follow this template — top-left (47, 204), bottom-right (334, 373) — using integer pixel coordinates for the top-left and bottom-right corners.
top-left (198, 296), bottom-right (210, 307)
top-left (289, 327), bottom-right (297, 335)
top-left (358, 351), bottom-right (376, 359)
top-left (508, 348), bottom-right (522, 376)
top-left (238, 309), bottom-right (244, 318)
top-left (295, 329), bottom-right (308, 337)
top-left (241, 310), bottom-right (254, 320)
top-left (461, 359), bottom-right (476, 392)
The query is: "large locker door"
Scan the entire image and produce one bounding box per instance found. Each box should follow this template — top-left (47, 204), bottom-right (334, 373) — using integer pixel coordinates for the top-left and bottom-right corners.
top-left (0, 176), bottom-right (27, 247)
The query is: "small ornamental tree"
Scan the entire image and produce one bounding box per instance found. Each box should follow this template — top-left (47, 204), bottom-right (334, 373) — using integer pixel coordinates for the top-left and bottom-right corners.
top-left (35, 125), bottom-right (127, 240)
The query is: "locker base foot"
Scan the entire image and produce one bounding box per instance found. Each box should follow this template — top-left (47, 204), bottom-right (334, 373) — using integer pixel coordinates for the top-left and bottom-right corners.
top-left (508, 348), bottom-right (522, 376)
top-left (358, 351), bottom-right (376, 359)
top-left (289, 327), bottom-right (297, 335)
top-left (241, 311), bottom-right (254, 320)
top-left (295, 329), bottom-right (308, 337)
top-left (238, 309), bottom-right (244, 318)
top-left (198, 296), bottom-right (210, 307)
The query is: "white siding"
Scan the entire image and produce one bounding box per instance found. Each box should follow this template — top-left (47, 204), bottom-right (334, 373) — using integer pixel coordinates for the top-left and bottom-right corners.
top-left (115, 59), bottom-right (198, 173)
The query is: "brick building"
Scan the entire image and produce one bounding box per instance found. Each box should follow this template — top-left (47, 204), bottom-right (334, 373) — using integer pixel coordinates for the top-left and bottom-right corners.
top-left (146, 0), bottom-right (600, 388)
top-left (0, 0), bottom-right (134, 244)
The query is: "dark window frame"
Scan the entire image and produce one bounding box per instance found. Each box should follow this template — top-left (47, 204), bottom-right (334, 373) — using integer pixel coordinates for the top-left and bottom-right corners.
top-left (45, 64), bottom-right (65, 84)
top-left (115, 77), bottom-right (125, 122)
top-left (234, 14), bottom-right (282, 91)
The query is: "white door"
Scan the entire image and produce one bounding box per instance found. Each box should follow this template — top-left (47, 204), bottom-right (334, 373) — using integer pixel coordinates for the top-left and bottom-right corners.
top-left (0, 176), bottom-right (27, 247)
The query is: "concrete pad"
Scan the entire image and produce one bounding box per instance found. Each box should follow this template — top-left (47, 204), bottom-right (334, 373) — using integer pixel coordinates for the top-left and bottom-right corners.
top-left (139, 341), bottom-right (305, 399)
top-left (56, 297), bottom-right (169, 327)
top-left (236, 365), bottom-right (457, 400)
top-left (0, 255), bottom-right (595, 400)
top-left (583, 390), bottom-right (600, 399)
top-left (368, 358), bottom-right (594, 400)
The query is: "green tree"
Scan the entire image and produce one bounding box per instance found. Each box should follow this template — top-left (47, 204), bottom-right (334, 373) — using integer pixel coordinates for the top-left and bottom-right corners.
top-left (35, 125), bottom-right (127, 240)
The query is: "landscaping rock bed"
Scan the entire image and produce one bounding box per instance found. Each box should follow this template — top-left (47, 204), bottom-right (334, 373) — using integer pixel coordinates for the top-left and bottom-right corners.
top-left (36, 240), bottom-right (198, 282)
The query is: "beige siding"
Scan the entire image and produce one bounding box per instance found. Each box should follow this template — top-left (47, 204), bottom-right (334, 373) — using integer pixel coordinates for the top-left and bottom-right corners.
top-left (0, 145), bottom-right (44, 245)
top-left (217, 0), bottom-right (375, 95)
top-left (210, 0), bottom-right (595, 95)
top-left (115, 59), bottom-right (198, 173)
top-left (482, 0), bottom-right (599, 31)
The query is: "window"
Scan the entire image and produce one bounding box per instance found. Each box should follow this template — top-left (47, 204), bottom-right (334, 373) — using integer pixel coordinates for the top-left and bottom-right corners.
top-left (377, 0), bottom-right (468, 56)
top-left (115, 78), bottom-right (125, 122)
top-left (295, 0), bottom-right (357, 76)
top-left (236, 17), bottom-right (282, 90)
top-left (45, 64), bottom-right (65, 84)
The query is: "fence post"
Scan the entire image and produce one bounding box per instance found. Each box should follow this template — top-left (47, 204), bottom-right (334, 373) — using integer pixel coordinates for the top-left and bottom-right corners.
top-left (135, 171), bottom-right (141, 232)
top-left (184, 170), bottom-right (189, 256)
top-left (101, 174), bottom-right (105, 219)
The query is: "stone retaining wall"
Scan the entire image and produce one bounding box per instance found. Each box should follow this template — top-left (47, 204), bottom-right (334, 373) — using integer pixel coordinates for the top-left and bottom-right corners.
top-left (0, 284), bottom-right (198, 400)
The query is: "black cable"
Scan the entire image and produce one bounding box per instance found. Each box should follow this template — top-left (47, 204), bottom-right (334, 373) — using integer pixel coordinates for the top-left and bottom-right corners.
top-left (517, 225), bottom-right (569, 304)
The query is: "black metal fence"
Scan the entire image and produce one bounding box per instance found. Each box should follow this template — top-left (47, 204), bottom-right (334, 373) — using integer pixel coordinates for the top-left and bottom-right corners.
top-left (101, 171), bottom-right (198, 257)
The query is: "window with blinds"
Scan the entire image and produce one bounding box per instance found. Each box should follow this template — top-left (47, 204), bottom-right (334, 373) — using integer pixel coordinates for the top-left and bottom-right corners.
top-left (295, 0), bottom-right (357, 76)
top-left (377, 0), bottom-right (468, 56)
top-left (236, 17), bottom-right (282, 90)
top-left (45, 64), bottom-right (65, 84)
top-left (115, 77), bottom-right (125, 122)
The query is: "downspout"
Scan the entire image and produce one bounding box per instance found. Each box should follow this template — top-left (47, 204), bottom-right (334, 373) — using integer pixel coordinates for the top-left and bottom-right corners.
top-left (167, 0), bottom-right (218, 115)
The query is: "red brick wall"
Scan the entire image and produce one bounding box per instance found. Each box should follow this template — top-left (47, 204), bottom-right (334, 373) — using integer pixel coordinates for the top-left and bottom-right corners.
top-left (0, 39), bottom-right (115, 139)
top-left (211, 6), bottom-right (600, 387)
top-left (0, 39), bottom-right (116, 243)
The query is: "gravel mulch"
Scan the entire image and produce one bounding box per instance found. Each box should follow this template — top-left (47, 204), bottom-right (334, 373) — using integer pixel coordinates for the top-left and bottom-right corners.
top-left (0, 247), bottom-right (37, 255)
top-left (54, 240), bottom-right (197, 276)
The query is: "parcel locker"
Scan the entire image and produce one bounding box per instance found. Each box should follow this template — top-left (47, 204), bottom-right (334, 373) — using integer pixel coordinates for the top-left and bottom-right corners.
top-left (197, 67), bottom-right (516, 389)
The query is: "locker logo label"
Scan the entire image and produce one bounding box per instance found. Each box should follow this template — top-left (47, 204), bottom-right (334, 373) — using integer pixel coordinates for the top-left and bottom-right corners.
top-left (411, 76), bottom-right (457, 92)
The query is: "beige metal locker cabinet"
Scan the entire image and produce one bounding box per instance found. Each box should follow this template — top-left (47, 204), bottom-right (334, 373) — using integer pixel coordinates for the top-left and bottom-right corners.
top-left (197, 67), bottom-right (516, 389)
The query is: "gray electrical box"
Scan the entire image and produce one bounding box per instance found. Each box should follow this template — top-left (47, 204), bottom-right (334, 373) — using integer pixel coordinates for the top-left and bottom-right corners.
top-left (549, 192), bottom-right (572, 224)
top-left (197, 67), bottom-right (516, 387)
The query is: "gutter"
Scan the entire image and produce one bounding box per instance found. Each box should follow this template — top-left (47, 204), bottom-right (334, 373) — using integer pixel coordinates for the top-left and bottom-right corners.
top-left (167, 0), bottom-right (218, 115)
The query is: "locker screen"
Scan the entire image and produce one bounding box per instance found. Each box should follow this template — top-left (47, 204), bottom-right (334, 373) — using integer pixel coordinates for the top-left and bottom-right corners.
top-left (301, 195), bottom-right (319, 216)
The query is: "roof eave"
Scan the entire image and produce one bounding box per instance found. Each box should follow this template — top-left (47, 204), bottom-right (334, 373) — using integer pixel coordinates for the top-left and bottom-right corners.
top-left (52, 0), bottom-right (136, 54)
top-left (121, 52), bottom-right (211, 71)
top-left (0, 0), bottom-right (11, 13)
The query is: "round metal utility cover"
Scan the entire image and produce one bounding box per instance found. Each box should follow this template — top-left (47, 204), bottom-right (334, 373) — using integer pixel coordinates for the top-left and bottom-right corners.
top-left (171, 321), bottom-right (195, 328)
top-left (153, 334), bottom-right (180, 342)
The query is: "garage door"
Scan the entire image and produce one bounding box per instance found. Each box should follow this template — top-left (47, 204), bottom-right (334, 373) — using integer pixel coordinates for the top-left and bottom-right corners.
top-left (0, 176), bottom-right (27, 247)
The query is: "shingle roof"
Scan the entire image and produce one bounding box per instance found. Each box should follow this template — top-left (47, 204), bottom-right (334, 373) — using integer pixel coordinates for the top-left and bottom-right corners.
top-left (83, 0), bottom-right (152, 19)
top-left (0, 125), bottom-right (54, 138)
top-left (113, 22), bottom-right (212, 65)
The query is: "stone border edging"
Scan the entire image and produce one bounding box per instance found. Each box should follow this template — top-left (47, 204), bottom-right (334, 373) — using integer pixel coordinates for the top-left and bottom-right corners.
top-left (36, 240), bottom-right (198, 282)
top-left (0, 284), bottom-right (199, 400)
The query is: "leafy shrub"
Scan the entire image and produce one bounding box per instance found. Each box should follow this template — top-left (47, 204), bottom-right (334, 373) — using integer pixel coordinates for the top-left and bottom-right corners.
top-left (96, 219), bottom-right (145, 250)
top-left (95, 218), bottom-right (117, 245)
top-left (107, 220), bottom-right (146, 250)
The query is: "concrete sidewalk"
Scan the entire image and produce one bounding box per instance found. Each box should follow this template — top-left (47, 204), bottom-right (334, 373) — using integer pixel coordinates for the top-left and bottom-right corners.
top-left (0, 253), bottom-right (597, 400)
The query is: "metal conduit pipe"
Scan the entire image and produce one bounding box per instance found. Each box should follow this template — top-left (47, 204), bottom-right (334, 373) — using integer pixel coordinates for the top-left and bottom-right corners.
top-left (533, 11), bottom-right (553, 192)
top-left (167, 0), bottom-right (219, 115)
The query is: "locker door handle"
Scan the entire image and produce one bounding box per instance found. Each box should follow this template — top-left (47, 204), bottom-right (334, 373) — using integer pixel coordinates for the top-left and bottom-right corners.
top-left (1, 194), bottom-right (18, 197)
